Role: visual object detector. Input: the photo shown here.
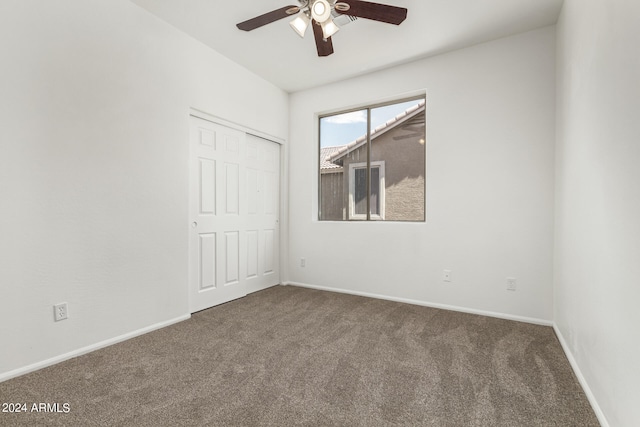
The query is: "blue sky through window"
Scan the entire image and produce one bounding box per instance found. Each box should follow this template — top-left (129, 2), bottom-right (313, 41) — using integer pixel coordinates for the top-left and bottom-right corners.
top-left (320, 100), bottom-right (421, 148)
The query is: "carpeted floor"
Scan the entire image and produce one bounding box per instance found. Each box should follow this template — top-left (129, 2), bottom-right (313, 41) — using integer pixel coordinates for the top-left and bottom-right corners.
top-left (1, 285), bottom-right (599, 426)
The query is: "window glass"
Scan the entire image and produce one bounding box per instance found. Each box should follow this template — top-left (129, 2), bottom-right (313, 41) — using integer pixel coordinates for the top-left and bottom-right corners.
top-left (319, 97), bottom-right (425, 222)
top-left (370, 166), bottom-right (380, 216)
top-left (319, 109), bottom-right (367, 221)
top-left (354, 167), bottom-right (367, 216)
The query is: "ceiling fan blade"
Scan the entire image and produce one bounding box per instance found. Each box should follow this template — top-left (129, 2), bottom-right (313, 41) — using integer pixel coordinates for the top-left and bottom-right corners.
top-left (337, 0), bottom-right (407, 25)
top-left (236, 5), bottom-right (300, 31)
top-left (312, 19), bottom-right (334, 57)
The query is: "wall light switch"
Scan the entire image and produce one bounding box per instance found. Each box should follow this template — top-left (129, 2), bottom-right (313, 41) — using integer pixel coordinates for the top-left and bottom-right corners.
top-left (507, 277), bottom-right (517, 291)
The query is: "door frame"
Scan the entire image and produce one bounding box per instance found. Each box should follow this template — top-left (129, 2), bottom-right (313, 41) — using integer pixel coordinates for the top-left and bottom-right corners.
top-left (188, 108), bottom-right (287, 311)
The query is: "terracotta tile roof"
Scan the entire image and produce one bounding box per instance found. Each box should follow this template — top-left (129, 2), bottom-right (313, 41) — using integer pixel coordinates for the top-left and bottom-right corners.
top-left (320, 145), bottom-right (346, 170)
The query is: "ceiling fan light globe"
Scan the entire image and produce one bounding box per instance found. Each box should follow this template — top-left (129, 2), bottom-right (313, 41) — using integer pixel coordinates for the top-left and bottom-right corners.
top-left (313, 2), bottom-right (325, 16)
top-left (311, 0), bottom-right (331, 23)
top-left (289, 14), bottom-right (310, 37)
top-left (321, 19), bottom-right (340, 39)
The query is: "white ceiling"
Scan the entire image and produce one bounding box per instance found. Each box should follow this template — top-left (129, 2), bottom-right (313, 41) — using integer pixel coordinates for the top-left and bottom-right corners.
top-left (130, 0), bottom-right (563, 92)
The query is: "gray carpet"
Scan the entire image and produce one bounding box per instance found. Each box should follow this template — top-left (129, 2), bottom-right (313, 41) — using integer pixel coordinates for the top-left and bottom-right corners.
top-left (1, 285), bottom-right (599, 426)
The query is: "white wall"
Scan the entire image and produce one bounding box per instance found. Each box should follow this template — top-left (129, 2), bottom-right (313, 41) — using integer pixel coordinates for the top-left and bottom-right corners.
top-left (288, 27), bottom-right (556, 322)
top-left (0, 0), bottom-right (287, 378)
top-left (555, 0), bottom-right (640, 425)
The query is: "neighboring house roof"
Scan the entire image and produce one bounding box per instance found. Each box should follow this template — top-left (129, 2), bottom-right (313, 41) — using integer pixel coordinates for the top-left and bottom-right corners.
top-left (320, 145), bottom-right (346, 171)
top-left (327, 99), bottom-right (426, 164)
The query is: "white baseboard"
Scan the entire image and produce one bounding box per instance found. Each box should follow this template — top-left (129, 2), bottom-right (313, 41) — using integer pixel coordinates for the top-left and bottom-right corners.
top-left (552, 324), bottom-right (609, 427)
top-left (0, 314), bottom-right (191, 383)
top-left (285, 281), bottom-right (553, 326)
top-left (1, 287), bottom-right (607, 426)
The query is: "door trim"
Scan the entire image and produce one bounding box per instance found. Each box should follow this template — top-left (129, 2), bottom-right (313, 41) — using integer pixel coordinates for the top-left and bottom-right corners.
top-left (190, 108), bottom-right (285, 146)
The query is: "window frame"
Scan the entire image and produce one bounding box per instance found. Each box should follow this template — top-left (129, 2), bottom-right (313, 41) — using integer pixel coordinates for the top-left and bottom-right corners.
top-left (318, 94), bottom-right (426, 222)
top-left (349, 161), bottom-right (385, 220)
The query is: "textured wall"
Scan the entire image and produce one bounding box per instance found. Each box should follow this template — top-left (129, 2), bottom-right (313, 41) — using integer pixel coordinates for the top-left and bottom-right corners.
top-left (555, 0), bottom-right (640, 425)
top-left (289, 27), bottom-right (556, 321)
top-left (0, 0), bottom-right (287, 378)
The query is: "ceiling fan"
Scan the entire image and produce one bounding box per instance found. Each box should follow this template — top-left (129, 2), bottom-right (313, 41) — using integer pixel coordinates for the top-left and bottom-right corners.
top-left (236, 0), bottom-right (407, 57)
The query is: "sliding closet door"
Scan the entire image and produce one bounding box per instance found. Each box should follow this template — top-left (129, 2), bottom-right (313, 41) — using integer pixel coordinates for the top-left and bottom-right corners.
top-left (189, 117), bottom-right (280, 313)
top-left (244, 134), bottom-right (281, 294)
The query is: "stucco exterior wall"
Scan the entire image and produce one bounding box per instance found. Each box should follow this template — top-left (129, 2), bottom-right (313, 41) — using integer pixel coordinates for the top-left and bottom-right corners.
top-left (370, 112), bottom-right (425, 221)
top-left (319, 171), bottom-right (345, 220)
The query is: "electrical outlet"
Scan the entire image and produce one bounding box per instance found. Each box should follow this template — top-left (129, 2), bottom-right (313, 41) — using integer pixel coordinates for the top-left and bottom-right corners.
top-left (443, 270), bottom-right (452, 282)
top-left (54, 303), bottom-right (68, 321)
top-left (506, 277), bottom-right (517, 291)
top-left (300, 257), bottom-right (306, 267)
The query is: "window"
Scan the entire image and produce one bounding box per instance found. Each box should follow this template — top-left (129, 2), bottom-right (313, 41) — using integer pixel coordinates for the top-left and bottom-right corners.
top-left (319, 96), bottom-right (425, 221)
top-left (349, 161), bottom-right (385, 220)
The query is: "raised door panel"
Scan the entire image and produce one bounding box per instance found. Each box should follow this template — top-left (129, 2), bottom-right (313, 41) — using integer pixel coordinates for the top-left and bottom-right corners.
top-left (199, 128), bottom-right (215, 148)
top-left (264, 171), bottom-right (277, 215)
top-left (247, 168), bottom-right (258, 215)
top-left (246, 230), bottom-right (258, 279)
top-left (264, 229), bottom-right (275, 275)
top-left (199, 233), bottom-right (216, 290)
top-left (224, 163), bottom-right (239, 215)
top-left (200, 159), bottom-right (216, 215)
top-left (224, 231), bottom-right (239, 285)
